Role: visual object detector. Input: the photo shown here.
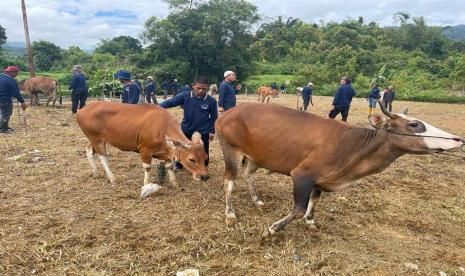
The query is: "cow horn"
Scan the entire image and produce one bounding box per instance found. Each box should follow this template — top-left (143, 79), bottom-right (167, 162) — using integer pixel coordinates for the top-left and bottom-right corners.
top-left (378, 100), bottom-right (396, 119)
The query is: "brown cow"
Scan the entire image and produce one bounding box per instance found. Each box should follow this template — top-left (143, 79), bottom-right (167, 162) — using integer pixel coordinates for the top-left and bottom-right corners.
top-left (256, 86), bottom-right (277, 104)
top-left (76, 102), bottom-right (210, 198)
top-left (18, 76), bottom-right (61, 107)
top-left (215, 102), bottom-right (464, 237)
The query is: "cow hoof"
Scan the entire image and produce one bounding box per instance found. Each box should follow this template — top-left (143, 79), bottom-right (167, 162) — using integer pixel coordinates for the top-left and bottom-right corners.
top-left (140, 183), bottom-right (162, 199)
top-left (254, 200), bottom-right (265, 207)
top-left (225, 212), bottom-right (237, 225)
top-left (261, 227), bottom-right (273, 239)
top-left (305, 219), bottom-right (318, 230)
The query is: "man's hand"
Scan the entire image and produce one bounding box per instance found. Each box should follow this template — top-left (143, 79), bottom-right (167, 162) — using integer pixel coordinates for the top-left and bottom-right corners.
top-left (20, 102), bottom-right (27, 110)
top-left (209, 133), bottom-right (215, 142)
top-left (218, 107), bottom-right (224, 113)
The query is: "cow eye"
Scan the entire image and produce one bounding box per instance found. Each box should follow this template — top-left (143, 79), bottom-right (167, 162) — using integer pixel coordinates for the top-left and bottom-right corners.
top-left (189, 158), bottom-right (196, 163)
top-left (408, 122), bottom-right (419, 128)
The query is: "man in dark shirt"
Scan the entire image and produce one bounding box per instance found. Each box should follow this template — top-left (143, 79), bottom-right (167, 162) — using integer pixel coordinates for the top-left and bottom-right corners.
top-left (116, 70), bottom-right (140, 104)
top-left (69, 65), bottom-right (88, 114)
top-left (329, 76), bottom-right (356, 122)
top-left (0, 66), bottom-right (26, 133)
top-left (160, 76), bottom-right (217, 166)
top-left (170, 79), bottom-right (179, 98)
top-left (367, 83), bottom-right (380, 114)
top-left (218, 70), bottom-right (237, 113)
top-left (382, 85), bottom-right (396, 112)
top-left (302, 82), bottom-right (314, 111)
top-left (144, 76), bottom-right (157, 104)
top-left (161, 80), bottom-right (170, 100)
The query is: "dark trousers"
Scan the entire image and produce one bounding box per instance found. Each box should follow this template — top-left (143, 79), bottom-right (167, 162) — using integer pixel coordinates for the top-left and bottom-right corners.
top-left (0, 102), bottom-right (13, 121)
top-left (145, 92), bottom-right (158, 104)
top-left (383, 100), bottom-right (393, 112)
top-left (71, 91), bottom-right (88, 113)
top-left (329, 106), bottom-right (350, 121)
top-left (303, 96), bottom-right (311, 110)
top-left (162, 89), bottom-right (169, 100)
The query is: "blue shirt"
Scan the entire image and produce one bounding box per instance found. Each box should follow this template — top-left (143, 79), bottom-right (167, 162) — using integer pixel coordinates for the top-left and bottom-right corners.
top-left (69, 73), bottom-right (87, 91)
top-left (302, 86), bottom-right (312, 99)
top-left (160, 91), bottom-right (218, 135)
top-left (0, 73), bottom-right (24, 104)
top-left (368, 87), bottom-right (380, 100)
top-left (218, 81), bottom-right (236, 110)
top-left (383, 90), bottom-right (395, 101)
top-left (271, 83), bottom-right (277, 89)
top-left (332, 84), bottom-right (356, 107)
top-left (170, 82), bottom-right (178, 92)
top-left (144, 82), bottom-right (155, 95)
top-left (161, 81), bottom-right (169, 90)
top-left (122, 82), bottom-right (140, 104)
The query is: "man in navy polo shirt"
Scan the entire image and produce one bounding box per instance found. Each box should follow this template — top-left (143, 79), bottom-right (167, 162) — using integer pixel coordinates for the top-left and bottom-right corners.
top-left (69, 65), bottom-right (88, 113)
top-left (329, 76), bottom-right (356, 122)
top-left (160, 76), bottom-right (217, 166)
top-left (0, 66), bottom-right (26, 133)
top-left (218, 70), bottom-right (237, 113)
top-left (116, 70), bottom-right (140, 104)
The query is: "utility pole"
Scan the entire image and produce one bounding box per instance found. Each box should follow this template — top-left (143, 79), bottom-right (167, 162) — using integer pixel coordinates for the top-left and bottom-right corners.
top-left (21, 0), bottom-right (35, 77)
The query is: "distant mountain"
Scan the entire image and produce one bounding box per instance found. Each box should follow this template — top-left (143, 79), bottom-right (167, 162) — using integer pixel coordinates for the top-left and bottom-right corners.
top-left (442, 25), bottom-right (465, 41)
top-left (2, 41), bottom-right (26, 56)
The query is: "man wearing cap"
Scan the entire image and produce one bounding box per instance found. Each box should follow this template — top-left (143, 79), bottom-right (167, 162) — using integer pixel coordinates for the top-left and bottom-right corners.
top-left (329, 76), bottom-right (356, 122)
top-left (144, 76), bottom-right (158, 104)
top-left (170, 79), bottom-right (179, 98)
top-left (160, 76), bottom-right (217, 167)
top-left (0, 66), bottom-right (26, 133)
top-left (218, 70), bottom-right (237, 113)
top-left (69, 65), bottom-right (88, 113)
top-left (116, 70), bottom-right (140, 104)
top-left (302, 82), bottom-right (314, 111)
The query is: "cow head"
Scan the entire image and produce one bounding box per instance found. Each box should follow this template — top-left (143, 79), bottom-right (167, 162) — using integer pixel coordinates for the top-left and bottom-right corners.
top-left (369, 102), bottom-right (464, 154)
top-left (166, 132), bottom-right (209, 181)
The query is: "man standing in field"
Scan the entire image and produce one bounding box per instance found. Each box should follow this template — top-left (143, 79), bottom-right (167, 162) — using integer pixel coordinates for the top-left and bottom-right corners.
top-left (0, 66), bottom-right (26, 133)
top-left (161, 79), bottom-right (170, 100)
top-left (329, 76), bottom-right (356, 122)
top-left (367, 83), bottom-right (380, 114)
top-left (302, 82), bottom-right (314, 111)
top-left (116, 70), bottom-right (140, 104)
top-left (382, 85), bottom-right (395, 112)
top-left (69, 65), bottom-right (88, 114)
top-left (218, 70), bottom-right (237, 113)
top-left (144, 76), bottom-right (158, 104)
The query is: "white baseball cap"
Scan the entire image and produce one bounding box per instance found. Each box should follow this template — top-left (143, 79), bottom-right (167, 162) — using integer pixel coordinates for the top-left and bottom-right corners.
top-left (308, 82), bottom-right (314, 86)
top-left (224, 70), bottom-right (235, 78)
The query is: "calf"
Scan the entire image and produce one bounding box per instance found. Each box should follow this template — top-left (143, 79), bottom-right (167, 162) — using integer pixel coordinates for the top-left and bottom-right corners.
top-left (215, 102), bottom-right (464, 237)
top-left (77, 102), bottom-right (209, 198)
top-left (256, 86), bottom-right (277, 104)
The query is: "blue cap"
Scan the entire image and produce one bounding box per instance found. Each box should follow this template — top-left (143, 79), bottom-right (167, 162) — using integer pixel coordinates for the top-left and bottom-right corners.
top-left (115, 70), bottom-right (131, 80)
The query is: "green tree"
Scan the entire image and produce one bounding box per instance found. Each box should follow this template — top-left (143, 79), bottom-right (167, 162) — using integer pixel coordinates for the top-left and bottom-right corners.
top-left (0, 25), bottom-right (6, 50)
top-left (94, 36), bottom-right (142, 57)
top-left (32, 40), bottom-right (63, 71)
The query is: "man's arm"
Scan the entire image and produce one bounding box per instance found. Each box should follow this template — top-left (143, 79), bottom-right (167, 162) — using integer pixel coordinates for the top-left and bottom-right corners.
top-left (209, 98), bottom-right (218, 134)
top-left (159, 92), bottom-right (185, 108)
top-left (332, 87), bottom-right (341, 106)
top-left (129, 84), bottom-right (140, 104)
top-left (69, 75), bottom-right (76, 90)
top-left (218, 83), bottom-right (225, 108)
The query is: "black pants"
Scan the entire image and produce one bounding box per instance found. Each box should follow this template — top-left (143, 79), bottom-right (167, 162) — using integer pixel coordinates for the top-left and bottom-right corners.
top-left (329, 106), bottom-right (350, 121)
top-left (383, 100), bottom-right (393, 112)
top-left (145, 92), bottom-right (158, 104)
top-left (0, 102), bottom-right (13, 121)
top-left (71, 90), bottom-right (88, 113)
top-left (303, 96), bottom-right (311, 110)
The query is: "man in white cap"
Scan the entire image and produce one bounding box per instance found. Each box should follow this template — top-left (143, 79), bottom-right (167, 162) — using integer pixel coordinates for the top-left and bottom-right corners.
top-left (218, 70), bottom-right (236, 113)
top-left (144, 76), bottom-right (157, 104)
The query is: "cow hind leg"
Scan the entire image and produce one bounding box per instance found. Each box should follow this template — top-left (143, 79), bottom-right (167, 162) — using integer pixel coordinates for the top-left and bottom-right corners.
top-left (304, 188), bottom-right (321, 229)
top-left (218, 134), bottom-right (242, 222)
top-left (243, 159), bottom-right (263, 207)
top-left (91, 140), bottom-right (115, 184)
top-left (262, 170), bottom-right (314, 238)
top-left (85, 144), bottom-right (98, 177)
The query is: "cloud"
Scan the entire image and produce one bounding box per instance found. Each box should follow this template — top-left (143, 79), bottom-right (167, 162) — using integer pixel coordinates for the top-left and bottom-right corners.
top-left (0, 0), bottom-right (464, 49)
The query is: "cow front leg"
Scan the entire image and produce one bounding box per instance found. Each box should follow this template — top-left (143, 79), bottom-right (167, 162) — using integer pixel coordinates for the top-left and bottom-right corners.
top-left (165, 162), bottom-right (179, 187)
top-left (140, 151), bottom-right (161, 198)
top-left (262, 171), bottom-right (314, 238)
top-left (97, 154), bottom-right (116, 184)
top-left (85, 144), bottom-right (98, 177)
top-left (304, 188), bottom-right (321, 229)
top-left (243, 159), bottom-right (263, 207)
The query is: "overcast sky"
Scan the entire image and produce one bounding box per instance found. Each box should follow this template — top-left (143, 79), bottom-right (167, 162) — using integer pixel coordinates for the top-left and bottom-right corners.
top-left (1, 0), bottom-right (464, 49)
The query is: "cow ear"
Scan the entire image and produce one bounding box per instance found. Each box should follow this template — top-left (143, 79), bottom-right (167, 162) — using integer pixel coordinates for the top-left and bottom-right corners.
top-left (191, 132), bottom-right (203, 145)
top-left (368, 114), bottom-right (386, 129)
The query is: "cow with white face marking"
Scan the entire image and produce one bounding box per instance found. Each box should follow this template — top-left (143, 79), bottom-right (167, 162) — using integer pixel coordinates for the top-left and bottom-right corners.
top-left (215, 101), bottom-right (464, 238)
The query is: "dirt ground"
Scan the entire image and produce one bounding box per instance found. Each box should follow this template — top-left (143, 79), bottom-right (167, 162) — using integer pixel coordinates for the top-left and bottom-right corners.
top-left (1, 95), bottom-right (464, 275)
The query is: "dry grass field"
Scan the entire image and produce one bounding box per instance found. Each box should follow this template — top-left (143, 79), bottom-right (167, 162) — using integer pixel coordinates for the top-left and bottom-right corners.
top-left (1, 95), bottom-right (464, 275)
